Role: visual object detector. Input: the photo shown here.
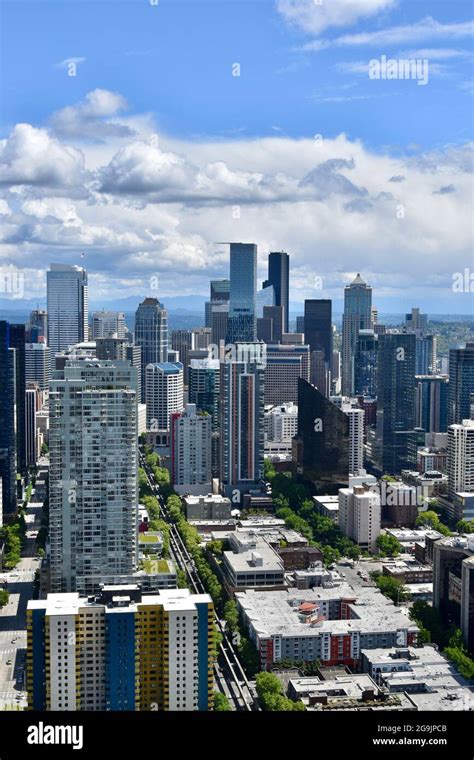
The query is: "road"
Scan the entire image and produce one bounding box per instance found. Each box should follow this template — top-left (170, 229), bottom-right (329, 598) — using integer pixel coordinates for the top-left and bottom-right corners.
top-left (0, 495), bottom-right (43, 710)
top-left (139, 452), bottom-right (259, 711)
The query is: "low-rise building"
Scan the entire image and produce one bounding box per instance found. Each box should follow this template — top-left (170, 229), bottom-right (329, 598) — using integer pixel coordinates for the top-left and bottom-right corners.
top-left (184, 493), bottom-right (232, 521)
top-left (361, 646), bottom-right (474, 711)
top-left (287, 673), bottom-right (414, 711)
top-left (236, 584), bottom-right (419, 670)
top-left (382, 560), bottom-right (433, 584)
top-left (313, 495), bottom-right (339, 522)
top-left (222, 532), bottom-right (285, 593)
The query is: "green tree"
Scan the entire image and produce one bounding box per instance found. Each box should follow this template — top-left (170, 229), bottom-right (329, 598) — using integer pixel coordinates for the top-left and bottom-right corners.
top-left (456, 519), bottom-right (474, 534)
top-left (213, 692), bottom-right (232, 711)
top-left (223, 600), bottom-right (239, 635)
top-left (0, 589), bottom-right (9, 608)
top-left (370, 572), bottom-right (408, 604)
top-left (376, 533), bottom-right (402, 557)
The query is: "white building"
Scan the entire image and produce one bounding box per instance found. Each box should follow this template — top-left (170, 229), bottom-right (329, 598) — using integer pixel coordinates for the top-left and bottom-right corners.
top-left (92, 310), bottom-right (125, 339)
top-left (145, 362), bottom-right (184, 432)
top-left (171, 404), bottom-right (212, 495)
top-left (331, 397), bottom-right (365, 476)
top-left (448, 419), bottom-right (474, 499)
top-left (264, 402), bottom-right (298, 441)
top-left (339, 484), bottom-right (381, 553)
top-left (47, 264), bottom-right (88, 368)
top-left (48, 359), bottom-right (139, 594)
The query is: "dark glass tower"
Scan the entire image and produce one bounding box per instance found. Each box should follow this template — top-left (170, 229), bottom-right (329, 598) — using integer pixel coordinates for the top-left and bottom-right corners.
top-left (293, 378), bottom-right (349, 494)
top-left (263, 251), bottom-right (289, 334)
top-left (448, 342), bottom-right (474, 426)
top-left (415, 375), bottom-right (448, 432)
top-left (303, 299), bottom-right (332, 362)
top-left (226, 243), bottom-right (257, 343)
top-left (0, 321), bottom-right (18, 519)
top-left (376, 333), bottom-right (417, 474)
top-left (9, 323), bottom-right (26, 475)
top-left (354, 329), bottom-right (378, 397)
top-left (134, 298), bottom-right (168, 402)
top-left (342, 274), bottom-right (372, 395)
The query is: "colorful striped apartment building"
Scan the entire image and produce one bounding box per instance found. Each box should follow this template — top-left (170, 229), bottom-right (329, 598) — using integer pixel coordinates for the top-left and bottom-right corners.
top-left (27, 586), bottom-right (215, 711)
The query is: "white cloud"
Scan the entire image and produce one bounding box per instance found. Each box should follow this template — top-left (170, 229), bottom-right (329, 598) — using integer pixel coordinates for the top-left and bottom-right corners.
top-left (276, 0), bottom-right (397, 35)
top-left (0, 124), bottom-right (86, 189)
top-left (50, 89), bottom-right (135, 141)
top-left (301, 16), bottom-right (474, 51)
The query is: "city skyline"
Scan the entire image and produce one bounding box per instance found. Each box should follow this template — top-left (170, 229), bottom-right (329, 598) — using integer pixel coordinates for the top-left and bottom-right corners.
top-left (0, 1), bottom-right (473, 314)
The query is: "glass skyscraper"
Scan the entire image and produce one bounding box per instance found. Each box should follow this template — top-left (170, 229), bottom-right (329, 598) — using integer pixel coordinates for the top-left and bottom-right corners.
top-left (263, 251), bottom-right (290, 334)
top-left (448, 342), bottom-right (474, 426)
top-left (135, 297), bottom-right (168, 402)
top-left (47, 264), bottom-right (88, 367)
top-left (342, 274), bottom-right (372, 396)
top-left (226, 243), bottom-right (257, 343)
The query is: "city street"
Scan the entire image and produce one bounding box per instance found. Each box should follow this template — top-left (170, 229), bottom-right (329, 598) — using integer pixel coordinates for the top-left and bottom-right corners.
top-left (0, 496), bottom-right (42, 710)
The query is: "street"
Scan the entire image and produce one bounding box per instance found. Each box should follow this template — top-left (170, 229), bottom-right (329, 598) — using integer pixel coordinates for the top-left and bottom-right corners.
top-left (0, 496), bottom-right (42, 710)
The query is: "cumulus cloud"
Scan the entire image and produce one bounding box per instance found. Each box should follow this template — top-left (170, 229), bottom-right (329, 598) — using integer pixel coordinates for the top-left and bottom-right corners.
top-left (0, 92), bottom-right (472, 307)
top-left (0, 124), bottom-right (86, 189)
top-left (50, 89), bottom-right (135, 141)
top-left (276, 0), bottom-right (396, 35)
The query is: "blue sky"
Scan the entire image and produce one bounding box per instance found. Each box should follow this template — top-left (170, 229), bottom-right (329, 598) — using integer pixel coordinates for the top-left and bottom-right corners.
top-left (0, 0), bottom-right (473, 313)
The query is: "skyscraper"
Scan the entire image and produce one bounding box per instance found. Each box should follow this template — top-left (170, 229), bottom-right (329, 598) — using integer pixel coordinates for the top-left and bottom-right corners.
top-left (376, 333), bottom-right (417, 474)
top-left (293, 378), bottom-right (349, 494)
top-left (189, 358), bottom-right (220, 477)
top-left (342, 274), bottom-right (372, 396)
top-left (264, 344), bottom-right (310, 405)
top-left (448, 343), bottom-right (474, 426)
top-left (220, 348), bottom-right (265, 498)
top-left (135, 298), bottom-right (168, 402)
top-left (92, 310), bottom-right (126, 339)
top-left (447, 419), bottom-right (474, 500)
top-left (304, 299), bottom-right (332, 390)
top-left (9, 323), bottom-right (26, 475)
top-left (48, 360), bottom-right (139, 593)
top-left (47, 264), bottom-right (88, 365)
top-left (171, 404), bottom-right (212, 494)
top-left (145, 362), bottom-right (184, 432)
top-left (0, 322), bottom-right (17, 519)
top-left (25, 340), bottom-right (51, 392)
top-left (415, 375), bottom-right (449, 432)
top-left (354, 329), bottom-right (378, 398)
top-left (27, 309), bottom-right (48, 343)
top-left (226, 243), bottom-right (257, 343)
top-left (263, 251), bottom-right (290, 333)
top-left (263, 304), bottom-right (284, 344)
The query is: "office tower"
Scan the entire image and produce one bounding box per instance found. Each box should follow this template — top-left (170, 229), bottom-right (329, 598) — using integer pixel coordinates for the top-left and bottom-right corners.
top-left (264, 343), bottom-right (310, 405)
top-left (9, 323), bottom-right (26, 475)
top-left (415, 375), bottom-right (449, 432)
top-left (210, 279), bottom-right (230, 302)
top-left (25, 385), bottom-right (40, 468)
top-left (257, 317), bottom-right (273, 343)
top-left (220, 347), bottom-right (265, 498)
top-left (210, 302), bottom-right (229, 346)
top-left (49, 360), bottom-right (139, 593)
top-left (263, 305), bottom-right (283, 343)
top-left (447, 420), bottom-right (474, 500)
top-left (331, 350), bottom-right (341, 395)
top-left (376, 333), bottom-right (417, 474)
top-left (171, 404), bottom-right (212, 493)
top-left (342, 274), bottom-right (372, 395)
top-left (92, 310), bottom-right (125, 339)
top-left (405, 307), bottom-right (428, 335)
top-left (338, 485), bottom-right (381, 553)
top-left (0, 322), bottom-right (17, 519)
top-left (171, 329), bottom-right (194, 381)
top-left (448, 343), bottom-right (474, 426)
top-left (47, 264), bottom-right (88, 364)
top-left (296, 315), bottom-right (305, 335)
top-left (304, 299), bottom-right (332, 362)
top-left (256, 284), bottom-right (275, 318)
top-left (145, 362), bottom-right (184, 432)
top-left (226, 243), bottom-right (257, 343)
top-left (27, 309), bottom-right (48, 343)
top-left (27, 586), bottom-right (214, 712)
top-left (192, 327), bottom-right (212, 350)
top-left (354, 329), bottom-right (378, 397)
top-left (135, 297), bottom-right (168, 402)
top-left (262, 251), bottom-right (290, 333)
top-left (25, 340), bottom-right (51, 391)
top-left (311, 350), bottom-right (330, 397)
top-left (293, 378), bottom-right (349, 494)
top-left (189, 358), bottom-right (220, 477)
